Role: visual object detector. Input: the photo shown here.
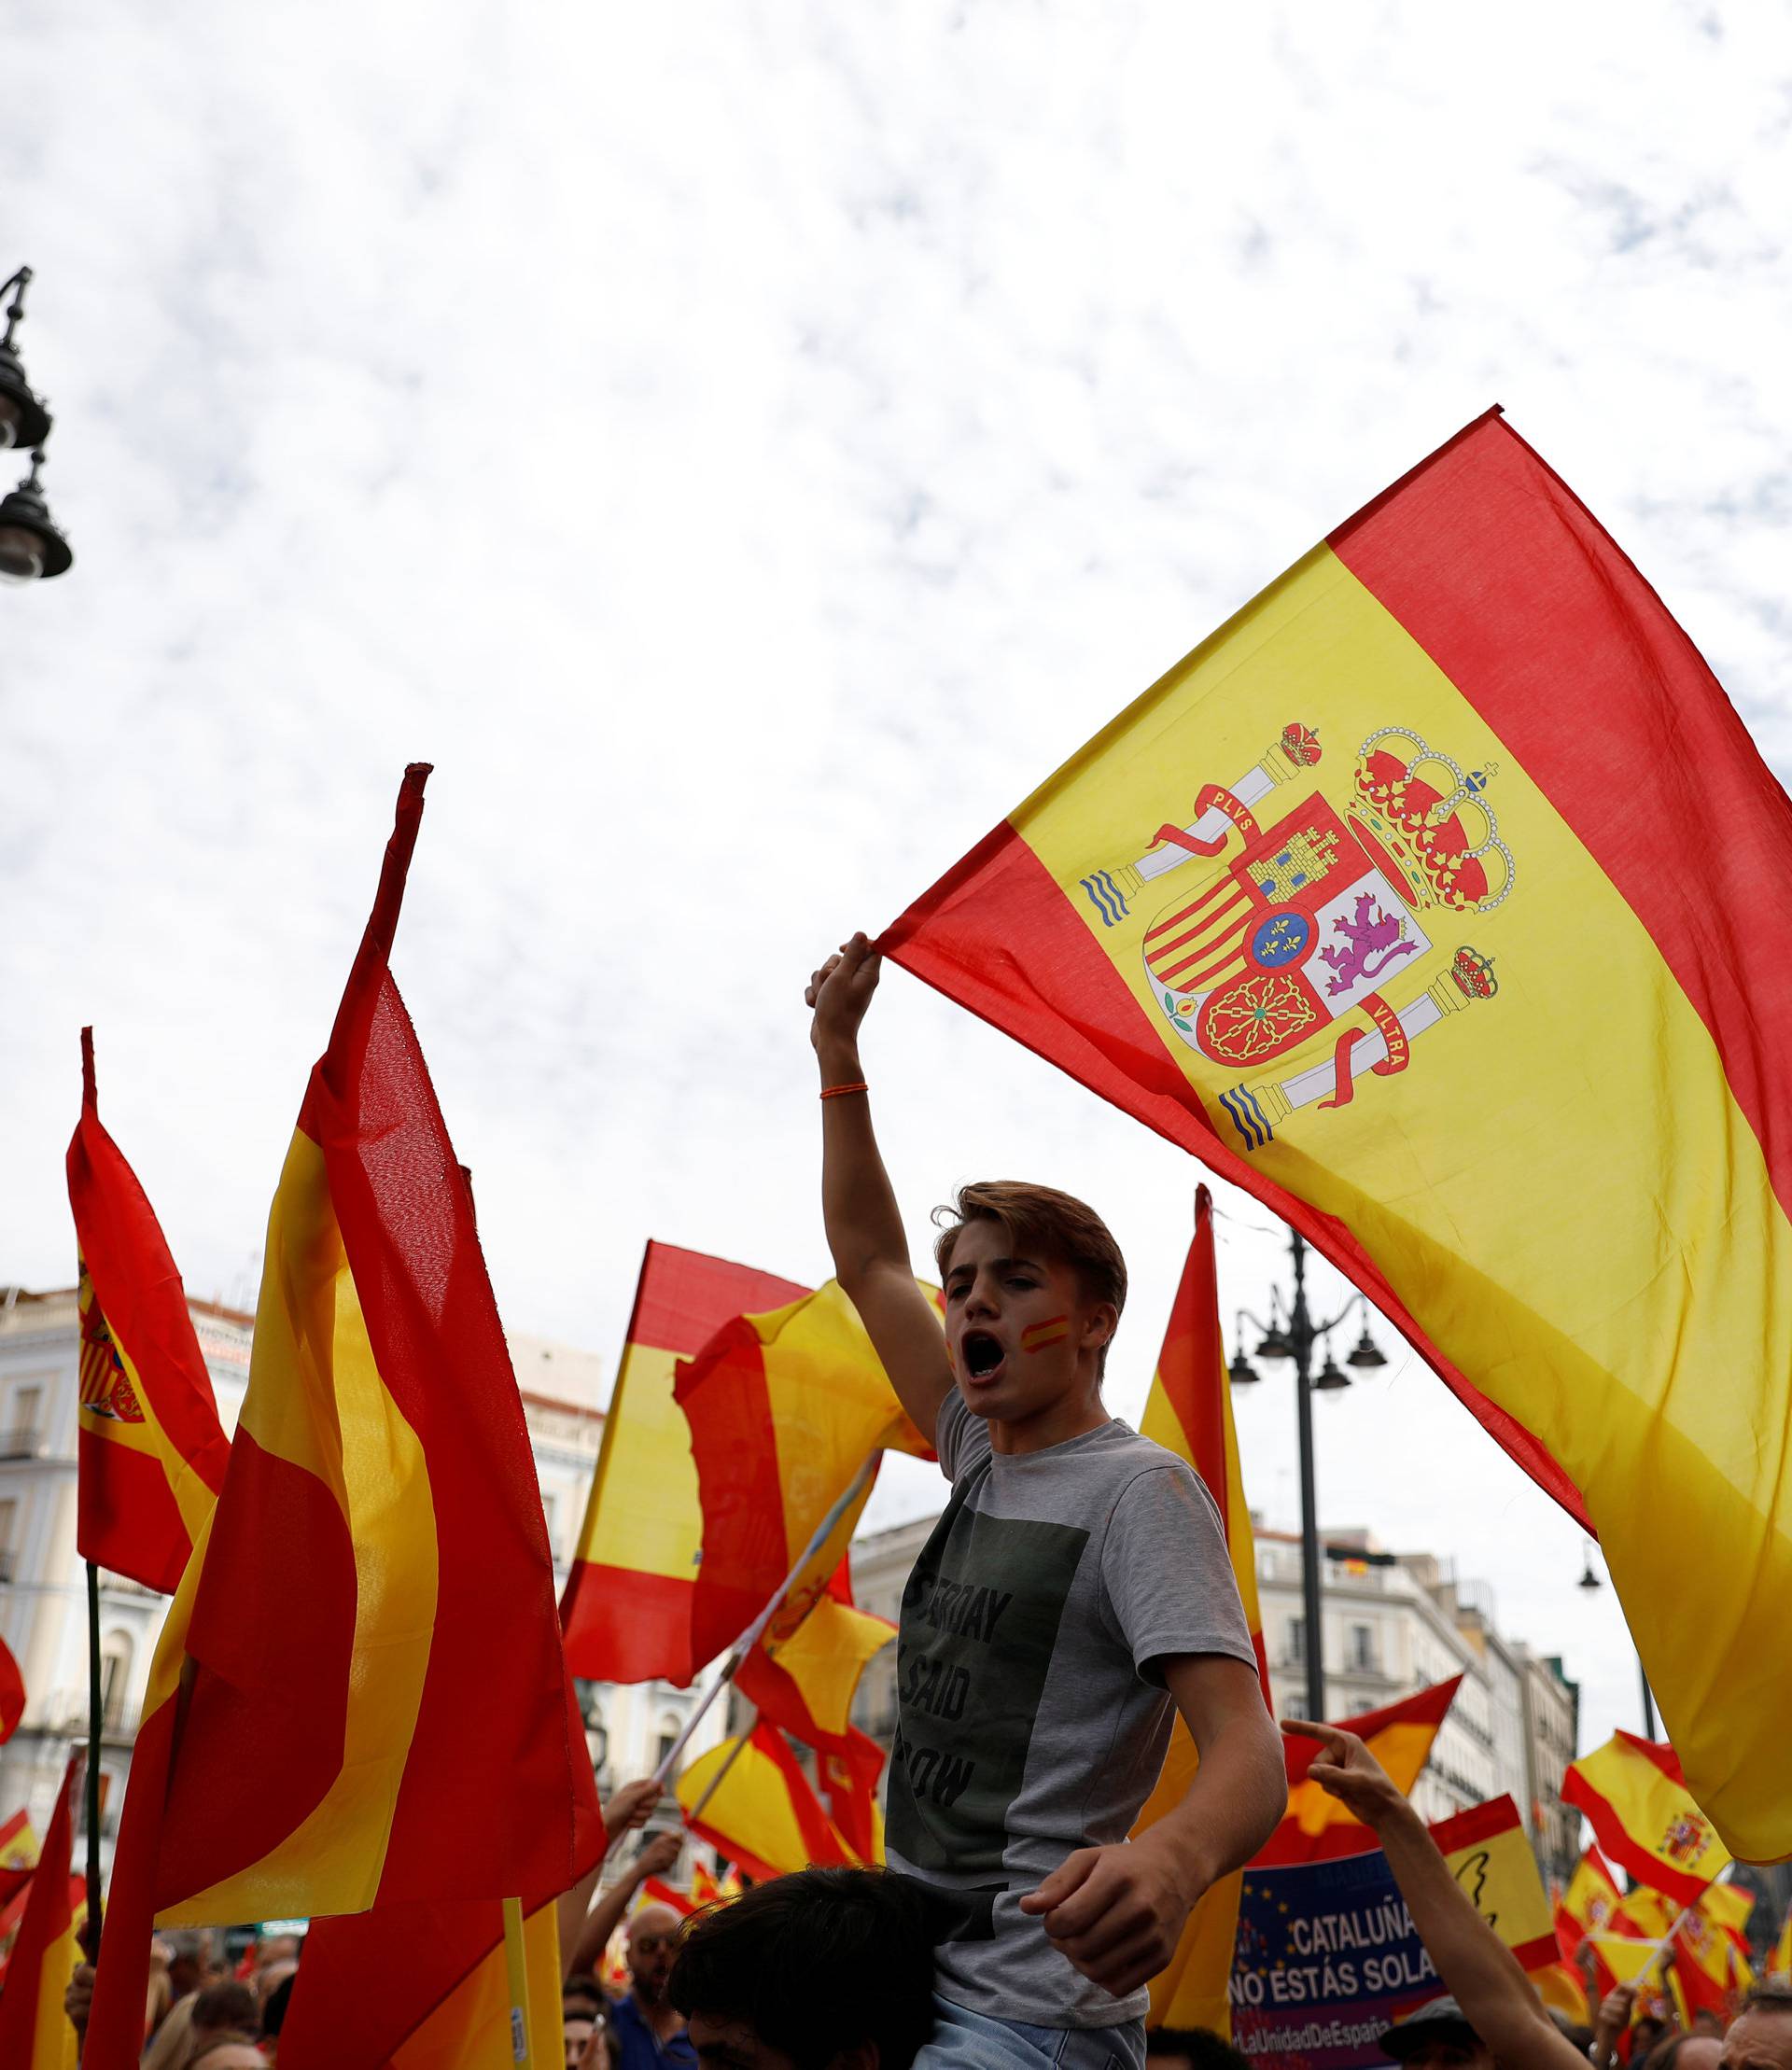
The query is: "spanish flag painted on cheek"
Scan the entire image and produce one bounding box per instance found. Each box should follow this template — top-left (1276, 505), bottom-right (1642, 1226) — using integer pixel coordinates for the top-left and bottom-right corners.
top-left (85, 768), bottom-right (605, 2068)
top-left (883, 410), bottom-right (1792, 1862)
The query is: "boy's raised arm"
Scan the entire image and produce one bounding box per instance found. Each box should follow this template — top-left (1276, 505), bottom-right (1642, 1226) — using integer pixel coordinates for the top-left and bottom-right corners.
top-left (807, 933), bottom-right (956, 1440)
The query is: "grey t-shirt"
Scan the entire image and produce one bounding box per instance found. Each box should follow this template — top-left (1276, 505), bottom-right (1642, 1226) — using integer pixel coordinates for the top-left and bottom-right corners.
top-left (883, 1391), bottom-right (1258, 2029)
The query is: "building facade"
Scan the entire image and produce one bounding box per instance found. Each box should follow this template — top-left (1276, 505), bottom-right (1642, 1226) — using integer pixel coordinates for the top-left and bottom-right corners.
top-left (847, 1507), bottom-right (1579, 1871)
top-left (0, 1285), bottom-right (719, 1889)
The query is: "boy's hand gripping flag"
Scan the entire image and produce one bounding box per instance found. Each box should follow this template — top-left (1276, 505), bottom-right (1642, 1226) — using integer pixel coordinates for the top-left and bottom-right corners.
top-left (66, 1029), bottom-right (231, 1594)
top-left (881, 408), bottom-right (1792, 1859)
top-left (560, 1241), bottom-right (808, 1686)
top-left (86, 767), bottom-right (604, 2068)
top-left (1129, 1184), bottom-right (1271, 2034)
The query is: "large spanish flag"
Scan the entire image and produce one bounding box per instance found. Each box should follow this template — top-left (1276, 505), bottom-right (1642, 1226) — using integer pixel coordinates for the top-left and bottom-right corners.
top-left (1563, 1733), bottom-right (1731, 1904)
top-left (0, 1756), bottom-right (78, 2070)
top-left (66, 1029), bottom-right (231, 1595)
top-left (674, 1279), bottom-right (932, 1673)
top-left (1265, 1678), bottom-right (1462, 1864)
top-left (881, 408), bottom-right (1792, 1859)
top-left (86, 767), bottom-right (604, 2069)
top-left (560, 1242), bottom-right (807, 1687)
top-left (1130, 1183), bottom-right (1272, 2034)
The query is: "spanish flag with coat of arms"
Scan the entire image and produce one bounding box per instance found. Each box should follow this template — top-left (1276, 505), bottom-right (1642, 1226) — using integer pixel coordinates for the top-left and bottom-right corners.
top-left (85, 768), bottom-right (605, 2068)
top-left (883, 409), bottom-right (1792, 1861)
top-left (67, 1029), bottom-right (231, 1595)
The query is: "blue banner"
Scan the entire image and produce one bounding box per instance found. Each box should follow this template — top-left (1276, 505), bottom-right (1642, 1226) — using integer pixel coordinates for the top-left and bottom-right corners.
top-left (1230, 1849), bottom-right (1441, 2069)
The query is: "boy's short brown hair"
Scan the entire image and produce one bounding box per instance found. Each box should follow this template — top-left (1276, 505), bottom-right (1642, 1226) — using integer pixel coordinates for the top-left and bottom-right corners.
top-left (932, 1182), bottom-right (1127, 1375)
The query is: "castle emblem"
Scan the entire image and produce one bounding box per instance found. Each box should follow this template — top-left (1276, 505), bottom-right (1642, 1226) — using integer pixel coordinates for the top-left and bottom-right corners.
top-left (77, 1258), bottom-right (146, 1425)
top-left (1076, 723), bottom-right (1512, 1151)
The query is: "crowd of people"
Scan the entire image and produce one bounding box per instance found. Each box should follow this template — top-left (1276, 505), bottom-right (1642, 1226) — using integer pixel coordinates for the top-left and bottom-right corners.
top-left (49, 1724), bottom-right (1792, 2070)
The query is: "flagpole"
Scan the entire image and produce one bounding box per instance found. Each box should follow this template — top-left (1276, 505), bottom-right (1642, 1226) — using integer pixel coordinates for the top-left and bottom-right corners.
top-left (647, 1452), bottom-right (878, 1789)
top-left (83, 1557), bottom-right (103, 1953)
top-left (683, 1711), bottom-right (757, 1824)
top-left (502, 1896), bottom-right (534, 2069)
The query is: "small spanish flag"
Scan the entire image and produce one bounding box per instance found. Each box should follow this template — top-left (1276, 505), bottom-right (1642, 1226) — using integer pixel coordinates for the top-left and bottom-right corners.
top-left (1431, 1796), bottom-right (1557, 1973)
top-left (1556, 1844), bottom-right (1621, 1960)
top-left (0, 1755), bottom-right (78, 2070)
top-left (735, 1560), bottom-right (895, 1863)
top-left (1261, 1678), bottom-right (1462, 1863)
top-left (1766, 1905), bottom-right (1792, 1982)
top-left (1563, 1733), bottom-right (1729, 1906)
top-left (560, 1242), bottom-right (807, 1687)
top-left (67, 1030), bottom-right (231, 1595)
top-left (85, 769), bottom-right (604, 2069)
top-left (675, 1279), bottom-right (932, 1674)
top-left (677, 1721), bottom-right (859, 1882)
top-left (882, 409), bottom-right (1792, 1858)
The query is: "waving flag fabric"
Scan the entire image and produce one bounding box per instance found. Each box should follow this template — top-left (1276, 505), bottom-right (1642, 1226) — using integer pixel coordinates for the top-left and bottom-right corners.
top-left (1263, 1679), bottom-right (1462, 1864)
top-left (1564, 1733), bottom-right (1730, 1904)
top-left (560, 1242), bottom-right (807, 1686)
top-left (1131, 1184), bottom-right (1271, 2033)
top-left (1431, 1796), bottom-right (1557, 1973)
top-left (735, 1562), bottom-right (895, 1862)
top-left (676, 1722), bottom-right (859, 1881)
top-left (881, 408), bottom-right (1792, 1858)
top-left (0, 1636), bottom-right (22, 1745)
top-left (0, 1756), bottom-right (78, 2070)
top-left (283, 1895), bottom-right (562, 2070)
top-left (1673, 1885), bottom-right (1755, 2021)
top-left (641, 1876), bottom-right (696, 1918)
top-left (675, 1279), bottom-right (932, 1673)
top-left (86, 768), bottom-right (604, 2070)
top-left (1767, 1907), bottom-right (1791, 1981)
top-left (66, 1029), bottom-right (231, 1595)
top-left (1556, 1844), bottom-right (1622, 1960)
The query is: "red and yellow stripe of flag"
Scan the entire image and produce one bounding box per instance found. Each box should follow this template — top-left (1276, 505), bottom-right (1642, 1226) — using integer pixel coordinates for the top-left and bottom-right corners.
top-left (67, 1030), bottom-right (231, 1596)
top-left (1556, 1844), bottom-right (1621, 1961)
top-left (674, 1279), bottom-right (933, 1675)
top-left (1563, 1733), bottom-right (1729, 1907)
top-left (1431, 1796), bottom-right (1557, 1974)
top-left (1767, 1906), bottom-right (1792, 1982)
top-left (1266, 1678), bottom-right (1463, 1862)
top-left (676, 1721), bottom-right (859, 1882)
top-left (0, 1756), bottom-right (79, 2070)
top-left (87, 768), bottom-right (604, 2069)
top-left (882, 410), bottom-right (1792, 1857)
top-left (1131, 1185), bottom-right (1269, 2033)
top-left (1018, 1315), bottom-right (1071, 1352)
top-left (560, 1242), bottom-right (808, 1687)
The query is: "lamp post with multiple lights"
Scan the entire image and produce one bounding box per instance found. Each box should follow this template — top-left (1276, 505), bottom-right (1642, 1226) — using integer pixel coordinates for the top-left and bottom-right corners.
top-left (0, 266), bottom-right (74, 583)
top-left (1229, 1225), bottom-right (1390, 1723)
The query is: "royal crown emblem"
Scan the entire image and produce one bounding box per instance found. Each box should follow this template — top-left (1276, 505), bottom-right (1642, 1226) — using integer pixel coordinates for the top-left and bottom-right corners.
top-left (77, 1258), bottom-right (145, 1425)
top-left (1661, 1810), bottom-right (1714, 1867)
top-left (1075, 721), bottom-right (1514, 1151)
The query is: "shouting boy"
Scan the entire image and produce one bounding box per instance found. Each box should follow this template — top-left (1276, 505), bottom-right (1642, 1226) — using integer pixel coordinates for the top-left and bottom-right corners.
top-left (805, 933), bottom-right (1285, 2070)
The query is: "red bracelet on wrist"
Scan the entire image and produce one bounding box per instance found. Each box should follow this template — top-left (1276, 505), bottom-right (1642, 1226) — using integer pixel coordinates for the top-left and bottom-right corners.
top-left (819, 1082), bottom-right (870, 1100)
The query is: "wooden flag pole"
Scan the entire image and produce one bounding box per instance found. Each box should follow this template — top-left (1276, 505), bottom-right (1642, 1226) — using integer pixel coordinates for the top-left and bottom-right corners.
top-left (502, 1896), bottom-right (534, 2069)
top-left (83, 1558), bottom-right (103, 1954)
top-left (646, 1452), bottom-right (877, 1790)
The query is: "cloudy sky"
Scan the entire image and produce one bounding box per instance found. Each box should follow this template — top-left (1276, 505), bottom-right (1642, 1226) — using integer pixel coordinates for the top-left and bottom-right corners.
top-left (6, 2), bottom-right (1790, 1764)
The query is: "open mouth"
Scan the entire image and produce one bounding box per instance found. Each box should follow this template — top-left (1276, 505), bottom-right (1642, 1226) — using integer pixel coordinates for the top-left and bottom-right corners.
top-left (960, 1330), bottom-right (1006, 1381)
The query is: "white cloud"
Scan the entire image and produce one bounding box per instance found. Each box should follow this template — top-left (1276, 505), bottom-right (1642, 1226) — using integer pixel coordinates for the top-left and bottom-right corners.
top-left (5, 0), bottom-right (1789, 1763)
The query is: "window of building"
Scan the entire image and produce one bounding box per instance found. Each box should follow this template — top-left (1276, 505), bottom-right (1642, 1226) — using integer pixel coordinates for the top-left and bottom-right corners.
top-left (1287, 1615), bottom-right (1305, 1665)
top-left (655, 1714), bottom-right (681, 1773)
top-left (0, 1498), bottom-right (15, 1582)
top-left (100, 1631), bottom-right (133, 1727)
top-left (1349, 1623), bottom-right (1377, 1671)
top-left (7, 1387), bottom-right (41, 1454)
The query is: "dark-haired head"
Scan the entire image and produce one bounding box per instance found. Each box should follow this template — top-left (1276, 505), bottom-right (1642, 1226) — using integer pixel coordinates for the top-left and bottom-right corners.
top-left (668, 1867), bottom-right (935, 2070)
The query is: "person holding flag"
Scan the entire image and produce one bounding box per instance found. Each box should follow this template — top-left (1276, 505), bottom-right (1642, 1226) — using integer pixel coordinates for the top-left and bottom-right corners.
top-left (803, 937), bottom-right (1283, 2068)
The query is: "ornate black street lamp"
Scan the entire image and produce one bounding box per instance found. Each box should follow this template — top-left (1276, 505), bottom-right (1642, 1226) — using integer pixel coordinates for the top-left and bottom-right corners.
top-left (0, 267), bottom-right (73, 582)
top-left (1575, 1546), bottom-right (1658, 1737)
top-left (1233, 1226), bottom-right (1390, 1722)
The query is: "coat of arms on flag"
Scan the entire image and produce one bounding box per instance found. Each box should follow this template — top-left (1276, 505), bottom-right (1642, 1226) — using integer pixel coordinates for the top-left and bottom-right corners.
top-left (1084, 722), bottom-right (1507, 1150)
